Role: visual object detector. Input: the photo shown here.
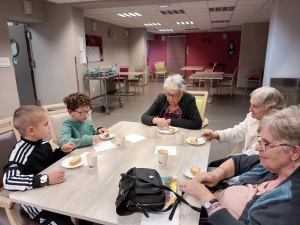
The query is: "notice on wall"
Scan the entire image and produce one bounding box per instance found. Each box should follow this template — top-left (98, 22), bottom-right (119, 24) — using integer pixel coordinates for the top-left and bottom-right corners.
top-left (78, 36), bottom-right (87, 64)
top-left (0, 57), bottom-right (11, 67)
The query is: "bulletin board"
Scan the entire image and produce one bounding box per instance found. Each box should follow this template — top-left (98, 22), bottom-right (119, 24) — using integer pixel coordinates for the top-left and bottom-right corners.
top-left (85, 34), bottom-right (104, 62)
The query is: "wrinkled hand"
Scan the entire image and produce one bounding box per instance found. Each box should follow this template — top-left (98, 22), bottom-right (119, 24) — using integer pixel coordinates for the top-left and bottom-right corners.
top-left (201, 129), bottom-right (217, 140)
top-left (153, 118), bottom-right (170, 127)
top-left (179, 178), bottom-right (215, 204)
top-left (48, 170), bottom-right (66, 185)
top-left (61, 142), bottom-right (75, 153)
top-left (93, 135), bottom-right (101, 143)
top-left (98, 128), bottom-right (109, 134)
top-left (196, 171), bottom-right (220, 187)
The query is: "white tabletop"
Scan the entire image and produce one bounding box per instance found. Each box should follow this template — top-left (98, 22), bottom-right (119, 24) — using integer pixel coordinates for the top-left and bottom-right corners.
top-left (9, 121), bottom-right (211, 225)
top-left (189, 72), bottom-right (224, 80)
top-left (180, 66), bottom-right (205, 71)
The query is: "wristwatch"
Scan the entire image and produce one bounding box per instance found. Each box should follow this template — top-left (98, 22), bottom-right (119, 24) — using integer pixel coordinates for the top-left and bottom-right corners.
top-left (39, 174), bottom-right (49, 187)
top-left (204, 199), bottom-right (220, 213)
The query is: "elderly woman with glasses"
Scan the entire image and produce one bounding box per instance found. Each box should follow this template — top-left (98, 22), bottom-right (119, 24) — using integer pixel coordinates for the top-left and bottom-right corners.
top-left (141, 74), bottom-right (202, 129)
top-left (202, 86), bottom-right (285, 156)
top-left (180, 105), bottom-right (300, 225)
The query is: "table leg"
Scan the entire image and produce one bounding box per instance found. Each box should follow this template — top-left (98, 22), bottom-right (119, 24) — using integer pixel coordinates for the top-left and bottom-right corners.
top-left (116, 76), bottom-right (135, 96)
top-left (207, 80), bottom-right (213, 103)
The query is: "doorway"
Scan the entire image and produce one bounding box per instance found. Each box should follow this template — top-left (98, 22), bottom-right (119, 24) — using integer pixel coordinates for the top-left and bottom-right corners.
top-left (167, 35), bottom-right (186, 76)
top-left (8, 22), bottom-right (38, 105)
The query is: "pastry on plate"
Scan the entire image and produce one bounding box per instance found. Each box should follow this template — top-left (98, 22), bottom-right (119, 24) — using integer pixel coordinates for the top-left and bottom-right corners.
top-left (190, 138), bottom-right (198, 144)
top-left (190, 165), bottom-right (201, 176)
top-left (168, 128), bottom-right (176, 133)
top-left (69, 155), bottom-right (82, 166)
top-left (103, 132), bottom-right (110, 138)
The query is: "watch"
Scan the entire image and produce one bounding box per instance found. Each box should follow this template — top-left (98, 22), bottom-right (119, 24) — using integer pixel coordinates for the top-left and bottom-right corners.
top-left (204, 199), bottom-right (219, 213)
top-left (39, 174), bottom-right (48, 187)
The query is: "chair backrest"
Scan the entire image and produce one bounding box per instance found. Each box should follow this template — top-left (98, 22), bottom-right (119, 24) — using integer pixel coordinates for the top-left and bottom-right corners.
top-left (156, 61), bottom-right (165, 70)
top-left (232, 66), bottom-right (239, 79)
top-left (43, 103), bottom-right (70, 146)
top-left (212, 62), bottom-right (217, 71)
top-left (134, 66), bottom-right (144, 72)
top-left (0, 117), bottom-right (20, 187)
top-left (185, 91), bottom-right (208, 120)
top-left (119, 66), bottom-right (129, 78)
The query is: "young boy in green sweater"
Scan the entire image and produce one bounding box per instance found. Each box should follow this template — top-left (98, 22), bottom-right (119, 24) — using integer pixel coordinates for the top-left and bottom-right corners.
top-left (59, 92), bottom-right (109, 148)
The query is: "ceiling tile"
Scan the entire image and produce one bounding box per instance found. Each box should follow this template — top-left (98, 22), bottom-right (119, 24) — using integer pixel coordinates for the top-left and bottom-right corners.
top-left (208, 1), bottom-right (237, 8)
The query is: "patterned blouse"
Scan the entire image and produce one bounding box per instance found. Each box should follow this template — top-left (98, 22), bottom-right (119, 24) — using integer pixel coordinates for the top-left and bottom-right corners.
top-left (163, 108), bottom-right (182, 119)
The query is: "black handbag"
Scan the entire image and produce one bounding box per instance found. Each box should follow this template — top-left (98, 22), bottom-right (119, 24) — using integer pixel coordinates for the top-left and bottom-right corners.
top-left (115, 167), bottom-right (203, 220)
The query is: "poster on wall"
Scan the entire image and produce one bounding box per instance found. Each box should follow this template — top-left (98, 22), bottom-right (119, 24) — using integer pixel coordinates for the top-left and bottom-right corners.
top-left (85, 34), bottom-right (103, 62)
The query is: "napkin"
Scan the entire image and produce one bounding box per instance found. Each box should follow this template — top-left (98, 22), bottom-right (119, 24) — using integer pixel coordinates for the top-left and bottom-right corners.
top-left (125, 134), bottom-right (146, 143)
top-left (155, 146), bottom-right (177, 155)
top-left (141, 208), bottom-right (179, 225)
top-left (80, 152), bottom-right (102, 166)
top-left (92, 140), bottom-right (116, 152)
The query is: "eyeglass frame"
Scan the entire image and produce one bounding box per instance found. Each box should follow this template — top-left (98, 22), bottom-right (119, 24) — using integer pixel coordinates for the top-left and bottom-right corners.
top-left (256, 136), bottom-right (292, 151)
top-left (74, 108), bottom-right (93, 116)
top-left (165, 91), bottom-right (182, 99)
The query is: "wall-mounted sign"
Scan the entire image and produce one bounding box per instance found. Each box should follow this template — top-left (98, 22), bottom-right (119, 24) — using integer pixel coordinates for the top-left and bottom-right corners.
top-left (228, 40), bottom-right (235, 57)
top-left (202, 38), bottom-right (212, 43)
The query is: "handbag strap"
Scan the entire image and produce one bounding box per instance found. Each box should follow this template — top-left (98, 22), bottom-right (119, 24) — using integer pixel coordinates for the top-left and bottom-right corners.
top-left (121, 174), bottom-right (203, 219)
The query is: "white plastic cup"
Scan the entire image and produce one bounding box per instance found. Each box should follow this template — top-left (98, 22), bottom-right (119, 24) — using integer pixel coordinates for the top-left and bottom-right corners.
top-left (149, 126), bottom-right (157, 138)
top-left (86, 152), bottom-right (98, 169)
top-left (116, 134), bottom-right (125, 147)
top-left (157, 149), bottom-right (169, 166)
top-left (176, 131), bottom-right (185, 145)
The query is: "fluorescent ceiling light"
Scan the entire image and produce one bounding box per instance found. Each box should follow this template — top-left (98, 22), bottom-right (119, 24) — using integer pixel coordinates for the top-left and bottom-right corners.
top-left (118, 13), bottom-right (142, 17)
top-left (190, 21), bottom-right (194, 24)
top-left (128, 13), bottom-right (136, 17)
top-left (117, 14), bottom-right (126, 17)
top-left (158, 4), bottom-right (170, 8)
top-left (176, 22), bottom-right (180, 25)
top-left (134, 13), bottom-right (142, 16)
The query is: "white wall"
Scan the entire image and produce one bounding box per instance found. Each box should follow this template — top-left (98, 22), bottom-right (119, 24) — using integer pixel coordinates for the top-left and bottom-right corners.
top-left (263, 0), bottom-right (300, 85)
top-left (238, 23), bottom-right (269, 88)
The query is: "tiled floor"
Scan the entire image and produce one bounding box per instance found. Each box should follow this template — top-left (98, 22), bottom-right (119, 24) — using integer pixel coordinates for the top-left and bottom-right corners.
top-left (91, 78), bottom-right (253, 164)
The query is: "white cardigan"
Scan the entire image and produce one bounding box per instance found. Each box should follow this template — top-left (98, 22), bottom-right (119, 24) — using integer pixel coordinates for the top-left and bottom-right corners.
top-left (216, 112), bottom-right (259, 155)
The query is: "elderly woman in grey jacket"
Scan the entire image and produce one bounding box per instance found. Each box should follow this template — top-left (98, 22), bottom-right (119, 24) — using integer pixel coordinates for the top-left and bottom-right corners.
top-left (141, 74), bottom-right (202, 129)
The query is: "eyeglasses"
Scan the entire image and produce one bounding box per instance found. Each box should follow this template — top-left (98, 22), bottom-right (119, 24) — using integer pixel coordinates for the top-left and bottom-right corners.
top-left (256, 136), bottom-right (291, 151)
top-left (165, 92), bottom-right (182, 99)
top-left (75, 108), bottom-right (92, 116)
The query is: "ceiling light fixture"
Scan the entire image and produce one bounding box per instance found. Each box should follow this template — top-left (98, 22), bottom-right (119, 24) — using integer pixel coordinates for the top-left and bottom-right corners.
top-left (177, 21), bottom-right (194, 25)
top-left (117, 13), bottom-right (143, 17)
top-left (134, 13), bottom-right (142, 16)
top-left (158, 4), bottom-right (170, 8)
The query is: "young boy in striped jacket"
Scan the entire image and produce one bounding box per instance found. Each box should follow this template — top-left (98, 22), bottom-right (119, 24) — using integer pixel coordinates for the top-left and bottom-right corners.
top-left (3, 105), bottom-right (92, 225)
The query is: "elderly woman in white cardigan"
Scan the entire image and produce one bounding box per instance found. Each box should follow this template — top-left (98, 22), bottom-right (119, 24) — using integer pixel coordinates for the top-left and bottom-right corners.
top-left (202, 86), bottom-right (285, 158)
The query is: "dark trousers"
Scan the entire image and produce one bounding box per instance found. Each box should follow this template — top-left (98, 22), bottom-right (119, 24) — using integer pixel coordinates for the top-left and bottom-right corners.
top-left (34, 210), bottom-right (93, 225)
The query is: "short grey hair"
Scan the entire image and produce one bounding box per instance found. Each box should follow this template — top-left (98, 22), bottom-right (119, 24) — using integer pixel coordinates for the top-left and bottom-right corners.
top-left (250, 86), bottom-right (286, 111)
top-left (163, 74), bottom-right (186, 91)
top-left (259, 105), bottom-right (300, 147)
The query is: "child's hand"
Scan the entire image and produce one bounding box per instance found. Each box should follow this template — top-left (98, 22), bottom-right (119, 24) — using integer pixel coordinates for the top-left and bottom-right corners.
top-left (98, 127), bottom-right (109, 134)
top-left (61, 142), bottom-right (76, 153)
top-left (93, 135), bottom-right (101, 143)
top-left (48, 170), bottom-right (66, 185)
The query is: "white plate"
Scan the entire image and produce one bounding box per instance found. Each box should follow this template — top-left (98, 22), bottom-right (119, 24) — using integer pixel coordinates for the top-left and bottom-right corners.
top-left (157, 126), bottom-right (178, 134)
top-left (100, 133), bottom-right (115, 140)
top-left (186, 137), bottom-right (206, 145)
top-left (183, 167), bottom-right (195, 179)
top-left (61, 156), bottom-right (85, 169)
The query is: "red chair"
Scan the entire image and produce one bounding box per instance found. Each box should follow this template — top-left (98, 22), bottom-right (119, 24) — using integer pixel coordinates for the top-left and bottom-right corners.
top-left (244, 66), bottom-right (264, 90)
top-left (112, 66), bottom-right (129, 90)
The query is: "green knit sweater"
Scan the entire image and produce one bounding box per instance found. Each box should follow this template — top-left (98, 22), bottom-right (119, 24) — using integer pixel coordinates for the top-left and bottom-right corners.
top-left (59, 118), bottom-right (101, 148)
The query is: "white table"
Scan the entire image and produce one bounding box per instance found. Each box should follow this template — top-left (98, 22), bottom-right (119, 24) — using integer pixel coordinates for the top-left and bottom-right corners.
top-left (180, 66), bottom-right (205, 86)
top-left (189, 72), bottom-right (224, 103)
top-left (9, 121), bottom-right (211, 225)
top-left (118, 72), bottom-right (145, 96)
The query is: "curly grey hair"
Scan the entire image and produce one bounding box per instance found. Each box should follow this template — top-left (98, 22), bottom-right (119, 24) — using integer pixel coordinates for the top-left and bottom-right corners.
top-left (250, 86), bottom-right (286, 111)
top-left (163, 74), bottom-right (186, 92)
top-left (259, 105), bottom-right (300, 147)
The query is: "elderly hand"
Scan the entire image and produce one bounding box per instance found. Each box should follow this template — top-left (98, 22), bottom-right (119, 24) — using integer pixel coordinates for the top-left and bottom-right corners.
top-left (196, 171), bottom-right (221, 187)
top-left (152, 118), bottom-right (170, 127)
top-left (61, 142), bottom-right (75, 153)
top-left (201, 129), bottom-right (219, 140)
top-left (179, 178), bottom-right (215, 205)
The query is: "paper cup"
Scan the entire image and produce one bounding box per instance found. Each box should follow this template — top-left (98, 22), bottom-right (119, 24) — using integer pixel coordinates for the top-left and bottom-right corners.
top-left (86, 152), bottom-right (98, 169)
top-left (176, 131), bottom-right (185, 145)
top-left (149, 126), bottom-right (157, 138)
top-left (116, 134), bottom-right (125, 147)
top-left (157, 149), bottom-right (168, 166)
